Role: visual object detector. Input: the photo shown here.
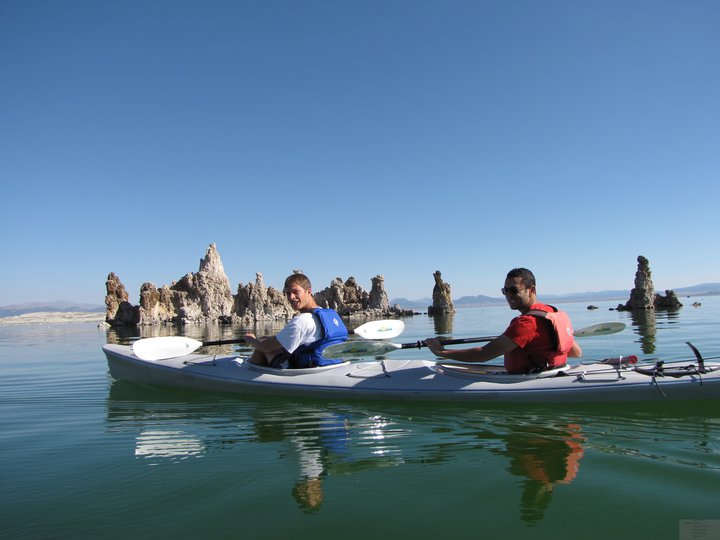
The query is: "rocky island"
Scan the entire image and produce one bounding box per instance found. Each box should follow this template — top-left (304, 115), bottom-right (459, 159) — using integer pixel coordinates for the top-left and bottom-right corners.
top-left (616, 255), bottom-right (683, 311)
top-left (105, 244), bottom-right (414, 326)
top-left (2, 248), bottom-right (690, 327)
top-left (427, 271), bottom-right (455, 315)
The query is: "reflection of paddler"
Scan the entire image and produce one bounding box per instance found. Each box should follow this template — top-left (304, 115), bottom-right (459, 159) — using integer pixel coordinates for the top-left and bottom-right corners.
top-left (504, 423), bottom-right (585, 524)
top-left (514, 424), bottom-right (584, 484)
top-left (292, 477), bottom-right (324, 512)
top-left (294, 415), bottom-right (351, 511)
top-left (250, 408), bottom-right (403, 512)
top-left (252, 408), bottom-right (350, 513)
top-left (291, 437), bottom-right (327, 513)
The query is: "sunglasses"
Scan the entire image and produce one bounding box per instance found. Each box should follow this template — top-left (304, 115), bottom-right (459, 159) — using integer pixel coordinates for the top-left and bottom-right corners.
top-left (501, 286), bottom-right (525, 296)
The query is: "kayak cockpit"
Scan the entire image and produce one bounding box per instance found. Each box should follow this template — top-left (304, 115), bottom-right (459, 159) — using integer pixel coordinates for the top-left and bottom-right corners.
top-left (237, 358), bottom-right (352, 376)
top-left (433, 362), bottom-right (570, 383)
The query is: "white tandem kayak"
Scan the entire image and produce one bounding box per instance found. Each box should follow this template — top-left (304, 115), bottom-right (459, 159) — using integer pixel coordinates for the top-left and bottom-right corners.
top-left (103, 343), bottom-right (720, 403)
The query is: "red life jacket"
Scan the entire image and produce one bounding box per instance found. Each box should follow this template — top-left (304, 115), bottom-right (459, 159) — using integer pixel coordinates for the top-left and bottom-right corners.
top-left (503, 305), bottom-right (574, 374)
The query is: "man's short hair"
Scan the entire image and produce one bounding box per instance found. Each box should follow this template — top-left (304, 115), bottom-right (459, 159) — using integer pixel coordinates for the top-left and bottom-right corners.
top-left (284, 273), bottom-right (312, 292)
top-left (506, 268), bottom-right (536, 289)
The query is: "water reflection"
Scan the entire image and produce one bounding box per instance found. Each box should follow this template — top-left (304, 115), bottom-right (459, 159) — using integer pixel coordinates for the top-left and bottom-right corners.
top-left (134, 430), bottom-right (205, 458)
top-left (431, 313), bottom-right (454, 335)
top-left (252, 407), bottom-right (404, 513)
top-left (418, 415), bottom-right (586, 525)
top-left (105, 383), bottom-right (404, 513)
top-left (499, 423), bottom-right (584, 524)
top-left (105, 383), bottom-right (591, 522)
top-left (630, 309), bottom-right (657, 354)
top-left (104, 378), bottom-right (720, 529)
top-left (251, 407), bottom-right (349, 512)
top-left (629, 307), bottom-right (683, 354)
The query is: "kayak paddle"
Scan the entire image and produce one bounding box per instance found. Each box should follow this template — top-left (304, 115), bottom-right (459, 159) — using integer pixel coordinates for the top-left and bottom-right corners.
top-left (572, 322), bottom-right (626, 337)
top-left (323, 321), bottom-right (626, 359)
top-left (131, 318), bottom-right (405, 361)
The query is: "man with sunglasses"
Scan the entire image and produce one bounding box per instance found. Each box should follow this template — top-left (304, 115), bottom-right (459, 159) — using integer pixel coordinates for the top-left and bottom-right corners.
top-left (424, 268), bottom-right (582, 374)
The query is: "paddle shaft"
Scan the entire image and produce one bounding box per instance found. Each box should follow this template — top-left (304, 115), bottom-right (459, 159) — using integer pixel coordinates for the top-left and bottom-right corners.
top-left (323, 321), bottom-right (626, 359)
top-left (400, 322), bottom-right (626, 351)
top-left (401, 336), bottom-right (497, 350)
top-left (201, 335), bottom-right (497, 353)
top-left (402, 322), bottom-right (626, 350)
top-left (200, 325), bottom-right (390, 347)
top-left (202, 337), bottom-right (248, 346)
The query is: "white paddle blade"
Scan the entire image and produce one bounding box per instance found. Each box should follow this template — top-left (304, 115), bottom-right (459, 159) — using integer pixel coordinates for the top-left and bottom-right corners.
top-left (324, 340), bottom-right (402, 359)
top-left (132, 336), bottom-right (204, 360)
top-left (573, 322), bottom-right (626, 337)
top-left (353, 319), bottom-right (405, 340)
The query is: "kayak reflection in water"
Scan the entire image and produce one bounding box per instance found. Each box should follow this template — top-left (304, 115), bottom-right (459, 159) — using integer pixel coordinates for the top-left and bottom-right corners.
top-left (502, 423), bottom-right (585, 524)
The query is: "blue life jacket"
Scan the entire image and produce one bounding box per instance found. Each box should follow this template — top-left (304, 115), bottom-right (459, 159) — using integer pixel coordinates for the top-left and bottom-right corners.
top-left (290, 308), bottom-right (348, 368)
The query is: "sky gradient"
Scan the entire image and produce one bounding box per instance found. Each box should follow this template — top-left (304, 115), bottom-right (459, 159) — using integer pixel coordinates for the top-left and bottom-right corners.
top-left (2, 0), bottom-right (718, 305)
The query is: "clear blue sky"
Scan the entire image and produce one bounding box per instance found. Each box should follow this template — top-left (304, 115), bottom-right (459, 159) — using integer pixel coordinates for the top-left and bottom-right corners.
top-left (2, 0), bottom-right (718, 306)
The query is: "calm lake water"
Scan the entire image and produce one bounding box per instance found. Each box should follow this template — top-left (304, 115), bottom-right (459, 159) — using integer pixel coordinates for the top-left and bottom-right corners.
top-left (2, 296), bottom-right (720, 539)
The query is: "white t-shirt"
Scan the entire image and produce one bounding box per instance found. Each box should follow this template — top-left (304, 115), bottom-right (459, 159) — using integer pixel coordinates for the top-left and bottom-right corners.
top-left (276, 312), bottom-right (322, 354)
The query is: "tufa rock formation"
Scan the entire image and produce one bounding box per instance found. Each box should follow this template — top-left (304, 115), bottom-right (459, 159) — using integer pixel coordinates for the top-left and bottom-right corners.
top-left (105, 244), bottom-right (412, 326)
top-left (234, 272), bottom-right (294, 322)
top-left (616, 255), bottom-right (682, 311)
top-left (105, 272), bottom-right (140, 325)
top-left (625, 255), bottom-right (655, 310)
top-left (124, 243), bottom-right (235, 325)
top-left (655, 289), bottom-right (683, 309)
top-left (313, 274), bottom-right (405, 318)
top-left (369, 275), bottom-right (390, 311)
top-left (428, 271), bottom-right (455, 315)
top-left (313, 276), bottom-right (368, 314)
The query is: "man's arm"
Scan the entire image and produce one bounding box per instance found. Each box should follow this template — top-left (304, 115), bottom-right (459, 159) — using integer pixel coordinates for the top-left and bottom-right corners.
top-left (243, 334), bottom-right (286, 359)
top-left (424, 334), bottom-right (518, 363)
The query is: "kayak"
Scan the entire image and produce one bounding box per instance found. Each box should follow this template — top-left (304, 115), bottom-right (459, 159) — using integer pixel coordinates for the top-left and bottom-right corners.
top-left (102, 343), bottom-right (720, 403)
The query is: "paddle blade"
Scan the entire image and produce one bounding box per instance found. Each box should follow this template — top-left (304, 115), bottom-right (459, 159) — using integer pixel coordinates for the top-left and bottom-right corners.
top-left (573, 322), bottom-right (626, 337)
top-left (324, 340), bottom-right (401, 359)
top-left (132, 336), bottom-right (204, 360)
top-left (353, 319), bottom-right (405, 340)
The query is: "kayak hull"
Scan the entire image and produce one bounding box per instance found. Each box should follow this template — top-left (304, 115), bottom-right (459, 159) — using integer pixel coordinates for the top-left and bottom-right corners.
top-left (103, 344), bottom-right (720, 403)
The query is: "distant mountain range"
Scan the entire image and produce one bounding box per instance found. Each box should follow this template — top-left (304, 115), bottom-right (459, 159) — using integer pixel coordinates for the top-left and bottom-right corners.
top-left (0, 302), bottom-right (105, 318)
top-left (2, 282), bottom-right (718, 317)
top-left (390, 282), bottom-right (720, 309)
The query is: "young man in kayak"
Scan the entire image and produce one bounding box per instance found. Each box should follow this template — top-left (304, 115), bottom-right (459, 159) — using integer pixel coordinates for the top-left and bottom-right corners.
top-left (424, 268), bottom-right (582, 374)
top-left (243, 273), bottom-right (348, 369)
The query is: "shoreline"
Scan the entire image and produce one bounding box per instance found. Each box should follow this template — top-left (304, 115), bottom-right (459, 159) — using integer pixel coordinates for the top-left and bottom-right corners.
top-left (0, 312), bottom-right (106, 325)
